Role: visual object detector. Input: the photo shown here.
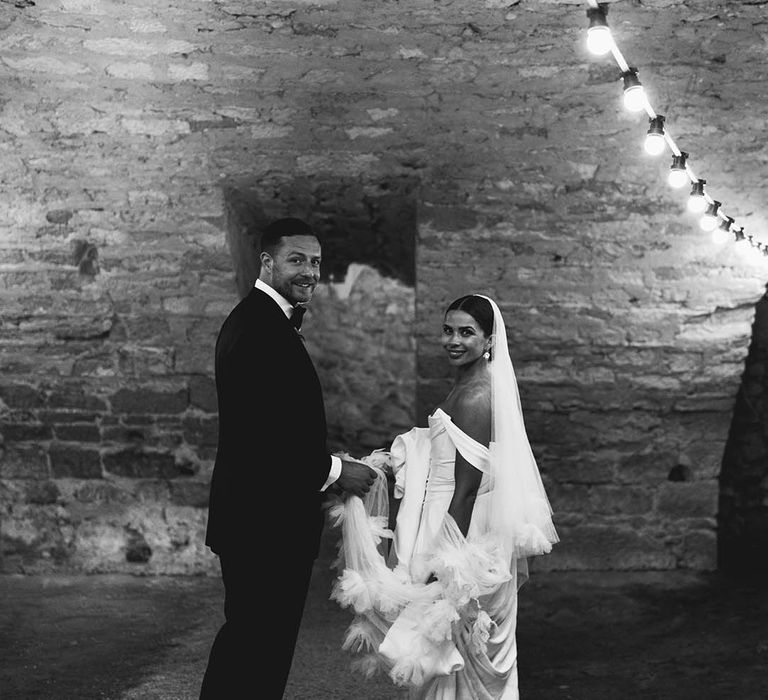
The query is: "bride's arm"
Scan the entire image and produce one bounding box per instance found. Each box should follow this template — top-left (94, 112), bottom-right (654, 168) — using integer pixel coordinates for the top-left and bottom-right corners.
top-left (447, 390), bottom-right (491, 537)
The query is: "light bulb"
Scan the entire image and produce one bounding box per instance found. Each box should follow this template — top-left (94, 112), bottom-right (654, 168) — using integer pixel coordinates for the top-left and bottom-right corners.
top-left (621, 69), bottom-right (647, 113)
top-left (668, 153), bottom-right (688, 188)
top-left (586, 6), bottom-right (612, 56)
top-left (687, 179), bottom-right (707, 214)
top-left (644, 133), bottom-right (666, 156)
top-left (716, 217), bottom-right (734, 243)
top-left (623, 85), bottom-right (647, 112)
top-left (587, 26), bottom-right (613, 56)
top-left (700, 201), bottom-right (721, 232)
top-left (644, 115), bottom-right (666, 155)
top-left (668, 169), bottom-right (689, 188)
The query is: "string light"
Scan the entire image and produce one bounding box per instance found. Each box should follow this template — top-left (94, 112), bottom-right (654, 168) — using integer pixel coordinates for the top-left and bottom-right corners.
top-left (644, 115), bottom-right (666, 156)
top-left (713, 215), bottom-right (734, 245)
top-left (687, 179), bottom-right (707, 214)
top-left (586, 4), bottom-right (612, 56)
top-left (621, 68), bottom-right (647, 112)
top-left (584, 0), bottom-right (763, 258)
top-left (700, 201), bottom-right (721, 232)
top-left (668, 153), bottom-right (689, 189)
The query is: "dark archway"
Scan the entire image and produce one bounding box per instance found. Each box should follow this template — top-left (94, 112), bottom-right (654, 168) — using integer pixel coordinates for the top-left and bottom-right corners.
top-left (718, 288), bottom-right (768, 572)
top-left (220, 175), bottom-right (419, 456)
top-left (221, 175), bottom-right (418, 298)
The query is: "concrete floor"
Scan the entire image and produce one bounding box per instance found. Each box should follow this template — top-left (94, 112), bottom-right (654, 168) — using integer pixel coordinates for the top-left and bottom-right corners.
top-left (1, 533), bottom-right (767, 700)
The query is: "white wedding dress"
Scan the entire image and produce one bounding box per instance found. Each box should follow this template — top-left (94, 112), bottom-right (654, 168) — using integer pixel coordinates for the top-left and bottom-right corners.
top-left (330, 408), bottom-right (525, 699)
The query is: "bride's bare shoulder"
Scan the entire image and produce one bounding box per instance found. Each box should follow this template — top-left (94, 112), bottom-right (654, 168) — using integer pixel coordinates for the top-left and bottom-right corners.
top-left (449, 380), bottom-right (491, 432)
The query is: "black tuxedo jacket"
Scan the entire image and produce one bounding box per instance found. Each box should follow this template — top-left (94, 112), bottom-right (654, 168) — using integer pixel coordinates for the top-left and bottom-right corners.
top-left (204, 287), bottom-right (332, 558)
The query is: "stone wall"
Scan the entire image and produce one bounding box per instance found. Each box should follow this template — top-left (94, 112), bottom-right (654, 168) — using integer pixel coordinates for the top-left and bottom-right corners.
top-left (1, 0), bottom-right (767, 573)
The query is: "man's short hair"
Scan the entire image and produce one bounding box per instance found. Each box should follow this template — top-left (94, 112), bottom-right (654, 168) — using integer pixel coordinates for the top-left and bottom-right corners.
top-left (259, 218), bottom-right (319, 255)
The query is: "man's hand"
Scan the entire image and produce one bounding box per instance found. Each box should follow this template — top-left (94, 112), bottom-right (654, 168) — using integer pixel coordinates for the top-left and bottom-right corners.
top-left (335, 459), bottom-right (377, 498)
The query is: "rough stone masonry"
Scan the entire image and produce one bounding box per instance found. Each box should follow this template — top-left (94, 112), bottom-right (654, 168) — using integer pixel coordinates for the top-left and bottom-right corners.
top-left (0, 0), bottom-right (766, 574)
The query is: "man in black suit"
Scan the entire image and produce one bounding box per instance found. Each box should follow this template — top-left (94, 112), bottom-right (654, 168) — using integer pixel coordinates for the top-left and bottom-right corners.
top-left (200, 217), bottom-right (377, 698)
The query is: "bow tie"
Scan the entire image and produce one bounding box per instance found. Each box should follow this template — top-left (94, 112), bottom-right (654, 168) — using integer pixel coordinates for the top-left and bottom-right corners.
top-left (291, 305), bottom-right (306, 331)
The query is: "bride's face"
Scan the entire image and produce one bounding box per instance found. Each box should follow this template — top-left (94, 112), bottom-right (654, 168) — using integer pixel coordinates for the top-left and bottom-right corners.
top-left (442, 310), bottom-right (489, 367)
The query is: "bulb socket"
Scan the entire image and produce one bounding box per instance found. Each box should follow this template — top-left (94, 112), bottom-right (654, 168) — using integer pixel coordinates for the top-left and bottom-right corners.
top-left (587, 5), bottom-right (608, 28)
top-left (689, 179), bottom-right (706, 198)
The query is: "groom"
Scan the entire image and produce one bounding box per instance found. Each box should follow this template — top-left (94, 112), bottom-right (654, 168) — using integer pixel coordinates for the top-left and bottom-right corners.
top-left (200, 217), bottom-right (377, 698)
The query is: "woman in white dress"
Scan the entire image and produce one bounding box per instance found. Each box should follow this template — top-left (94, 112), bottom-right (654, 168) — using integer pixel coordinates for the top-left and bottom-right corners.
top-left (329, 294), bottom-right (558, 699)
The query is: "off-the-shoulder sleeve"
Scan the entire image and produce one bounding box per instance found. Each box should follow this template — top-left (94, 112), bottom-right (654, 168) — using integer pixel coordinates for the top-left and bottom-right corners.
top-left (390, 427), bottom-right (430, 498)
top-left (432, 408), bottom-right (490, 473)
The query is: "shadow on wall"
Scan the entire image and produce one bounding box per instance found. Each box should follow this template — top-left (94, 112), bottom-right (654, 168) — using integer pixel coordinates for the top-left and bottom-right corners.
top-left (220, 175), bottom-right (419, 455)
top-left (719, 284), bottom-right (768, 573)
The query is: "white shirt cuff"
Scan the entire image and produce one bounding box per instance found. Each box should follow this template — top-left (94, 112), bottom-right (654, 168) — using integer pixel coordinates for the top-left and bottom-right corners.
top-left (321, 455), bottom-right (342, 491)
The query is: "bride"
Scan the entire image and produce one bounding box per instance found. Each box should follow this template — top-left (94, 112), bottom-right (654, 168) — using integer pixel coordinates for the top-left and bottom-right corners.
top-left (328, 294), bottom-right (559, 699)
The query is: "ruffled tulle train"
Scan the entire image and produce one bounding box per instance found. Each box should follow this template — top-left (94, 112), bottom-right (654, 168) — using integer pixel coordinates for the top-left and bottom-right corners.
top-left (328, 455), bottom-right (524, 698)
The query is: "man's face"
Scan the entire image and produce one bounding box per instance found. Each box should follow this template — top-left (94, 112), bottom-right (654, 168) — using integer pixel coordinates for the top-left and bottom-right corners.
top-left (261, 235), bottom-right (321, 305)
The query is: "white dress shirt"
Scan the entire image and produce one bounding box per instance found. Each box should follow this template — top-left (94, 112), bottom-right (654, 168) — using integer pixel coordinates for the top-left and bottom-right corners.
top-left (254, 279), bottom-right (341, 491)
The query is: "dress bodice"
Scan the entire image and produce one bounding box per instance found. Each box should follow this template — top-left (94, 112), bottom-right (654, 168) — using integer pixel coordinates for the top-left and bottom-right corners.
top-left (425, 412), bottom-right (458, 496)
top-left (387, 409), bottom-right (492, 575)
top-left (425, 408), bottom-right (490, 499)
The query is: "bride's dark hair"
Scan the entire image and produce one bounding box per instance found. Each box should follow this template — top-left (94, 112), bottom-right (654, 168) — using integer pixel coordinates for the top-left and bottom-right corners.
top-left (446, 294), bottom-right (494, 337)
